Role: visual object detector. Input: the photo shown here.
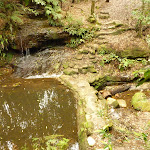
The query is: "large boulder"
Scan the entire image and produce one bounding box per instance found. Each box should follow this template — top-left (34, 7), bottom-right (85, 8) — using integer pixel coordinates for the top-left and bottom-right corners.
top-left (131, 92), bottom-right (150, 111)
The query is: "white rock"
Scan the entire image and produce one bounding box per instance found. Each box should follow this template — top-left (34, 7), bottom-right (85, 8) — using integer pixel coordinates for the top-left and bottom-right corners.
top-left (117, 99), bottom-right (127, 108)
top-left (87, 136), bottom-right (96, 146)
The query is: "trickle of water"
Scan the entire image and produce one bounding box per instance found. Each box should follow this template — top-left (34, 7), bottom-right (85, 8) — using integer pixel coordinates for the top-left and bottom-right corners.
top-left (25, 48), bottom-right (30, 58)
top-left (13, 47), bottom-right (72, 78)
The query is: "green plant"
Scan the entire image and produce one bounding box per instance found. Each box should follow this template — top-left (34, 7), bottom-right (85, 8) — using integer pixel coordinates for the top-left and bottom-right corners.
top-left (31, 135), bottom-right (69, 150)
top-left (96, 128), bottom-right (112, 150)
top-left (0, 0), bottom-right (23, 55)
top-left (146, 34), bottom-right (150, 46)
top-left (132, 0), bottom-right (150, 37)
top-left (134, 68), bottom-right (150, 85)
top-left (100, 53), bottom-right (138, 70)
top-left (118, 58), bottom-right (135, 71)
top-left (27, 0), bottom-right (64, 26)
top-left (64, 16), bottom-right (98, 47)
top-left (101, 140), bottom-right (112, 150)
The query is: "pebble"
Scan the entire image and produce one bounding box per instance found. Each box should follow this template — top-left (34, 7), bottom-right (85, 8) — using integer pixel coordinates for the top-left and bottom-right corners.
top-left (87, 136), bottom-right (96, 146)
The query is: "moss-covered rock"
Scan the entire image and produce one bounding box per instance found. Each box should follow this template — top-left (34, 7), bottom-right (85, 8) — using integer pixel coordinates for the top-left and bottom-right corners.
top-left (87, 67), bottom-right (97, 73)
top-left (79, 49), bottom-right (89, 54)
top-left (107, 97), bottom-right (119, 108)
top-left (63, 63), bottom-right (69, 69)
top-left (78, 68), bottom-right (88, 74)
top-left (131, 92), bottom-right (150, 111)
top-left (63, 68), bottom-right (78, 75)
top-left (117, 48), bottom-right (150, 58)
top-left (97, 44), bottom-right (113, 55)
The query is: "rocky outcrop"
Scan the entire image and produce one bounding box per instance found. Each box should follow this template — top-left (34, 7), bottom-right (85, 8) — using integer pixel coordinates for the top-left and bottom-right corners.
top-left (12, 19), bottom-right (69, 52)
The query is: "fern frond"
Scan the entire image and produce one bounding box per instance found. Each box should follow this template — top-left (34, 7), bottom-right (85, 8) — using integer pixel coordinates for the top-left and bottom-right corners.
top-left (0, 1), bottom-right (4, 9)
top-left (0, 12), bottom-right (6, 19)
top-left (10, 14), bottom-right (23, 24)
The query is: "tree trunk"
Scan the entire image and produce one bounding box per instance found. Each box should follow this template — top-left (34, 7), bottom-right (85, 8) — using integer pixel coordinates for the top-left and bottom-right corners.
top-left (91, 0), bottom-right (95, 15)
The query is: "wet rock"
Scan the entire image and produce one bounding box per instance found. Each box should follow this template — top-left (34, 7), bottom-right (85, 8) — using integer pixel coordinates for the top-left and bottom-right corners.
top-left (107, 97), bottom-right (119, 108)
top-left (131, 92), bottom-right (150, 111)
top-left (117, 48), bottom-right (150, 58)
top-left (13, 19), bottom-right (69, 51)
top-left (117, 99), bottom-right (127, 108)
top-left (102, 90), bottom-right (112, 99)
top-left (87, 136), bottom-right (96, 146)
top-left (63, 68), bottom-right (78, 75)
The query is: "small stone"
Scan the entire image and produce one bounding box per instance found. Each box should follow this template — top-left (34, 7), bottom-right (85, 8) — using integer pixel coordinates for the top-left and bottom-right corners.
top-left (117, 99), bottom-right (127, 108)
top-left (102, 90), bottom-right (112, 99)
top-left (75, 54), bottom-right (83, 60)
top-left (87, 136), bottom-right (96, 146)
top-left (107, 97), bottom-right (119, 108)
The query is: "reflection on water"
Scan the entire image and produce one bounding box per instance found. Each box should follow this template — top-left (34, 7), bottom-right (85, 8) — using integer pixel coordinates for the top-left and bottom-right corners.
top-left (0, 78), bottom-right (77, 149)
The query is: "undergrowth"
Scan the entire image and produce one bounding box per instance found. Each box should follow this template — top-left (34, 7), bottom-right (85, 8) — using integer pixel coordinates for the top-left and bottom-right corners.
top-left (63, 16), bottom-right (100, 48)
top-left (0, 0), bottom-right (23, 56)
top-left (99, 52), bottom-right (148, 71)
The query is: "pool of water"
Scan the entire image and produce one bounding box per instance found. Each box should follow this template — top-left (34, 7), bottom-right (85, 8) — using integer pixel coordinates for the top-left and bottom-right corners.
top-left (0, 78), bottom-right (78, 149)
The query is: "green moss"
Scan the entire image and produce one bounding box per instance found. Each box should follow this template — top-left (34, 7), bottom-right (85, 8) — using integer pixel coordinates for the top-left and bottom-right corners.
top-left (63, 63), bottom-right (69, 69)
top-left (117, 48), bottom-right (150, 58)
top-left (90, 76), bottom-right (108, 90)
top-left (131, 92), bottom-right (150, 111)
top-left (87, 67), bottom-right (97, 73)
top-left (79, 49), bottom-right (89, 54)
top-left (63, 69), bottom-right (78, 75)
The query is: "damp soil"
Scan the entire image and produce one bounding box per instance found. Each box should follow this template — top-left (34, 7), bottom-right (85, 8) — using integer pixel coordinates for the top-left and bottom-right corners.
top-left (0, 78), bottom-right (78, 149)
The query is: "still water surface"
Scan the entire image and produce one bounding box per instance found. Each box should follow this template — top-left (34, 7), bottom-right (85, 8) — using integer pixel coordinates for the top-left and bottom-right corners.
top-left (0, 78), bottom-right (77, 149)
